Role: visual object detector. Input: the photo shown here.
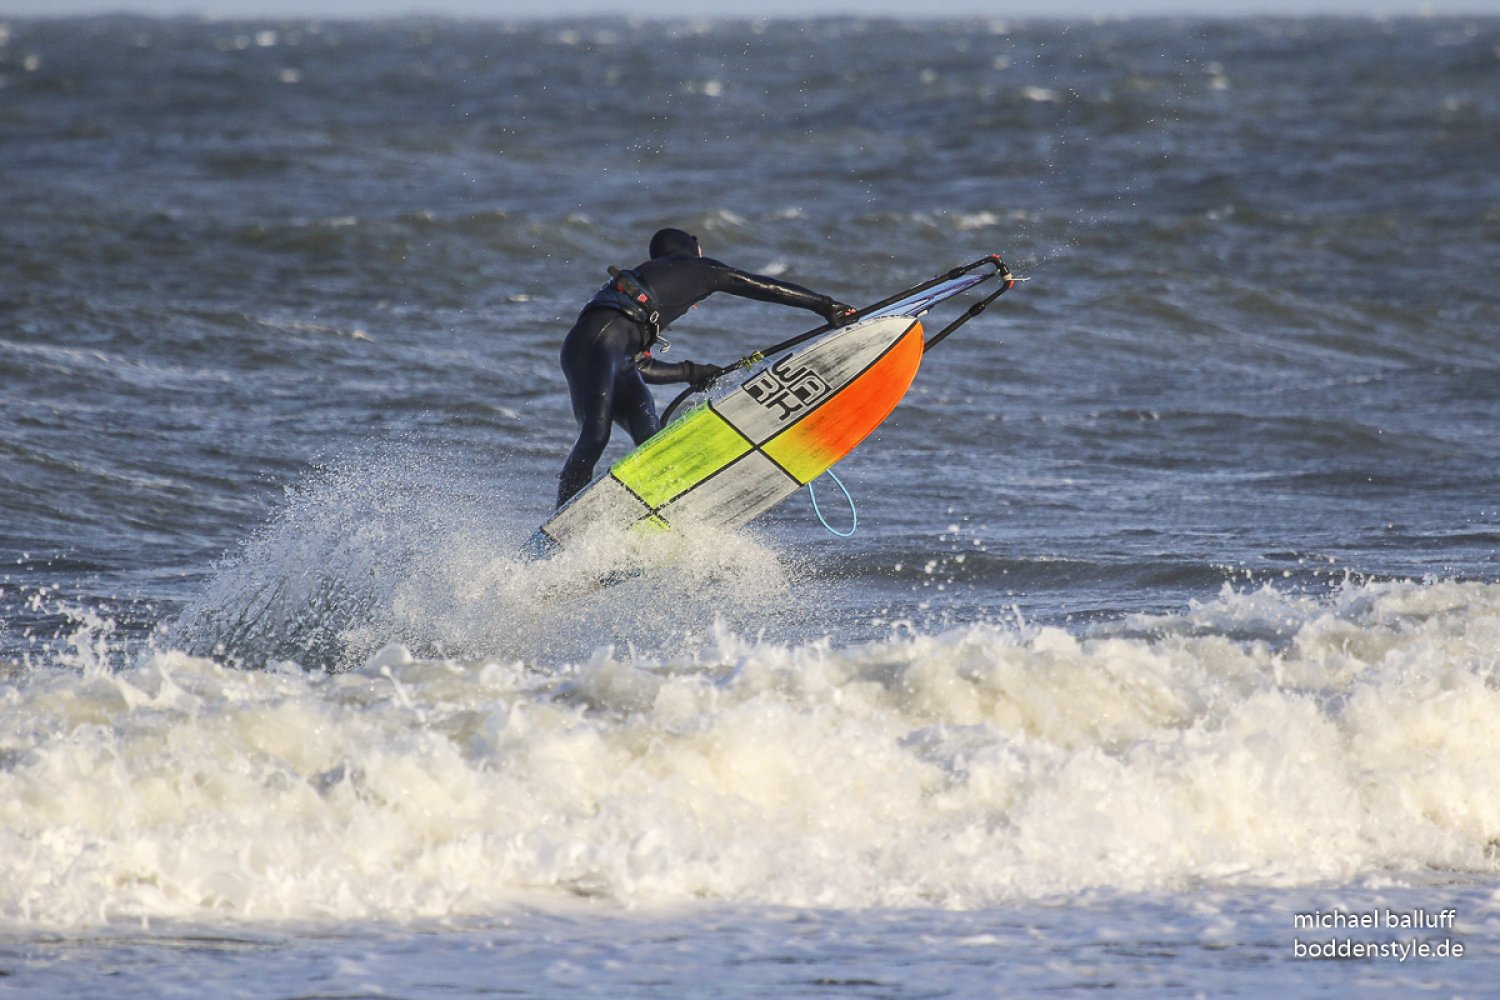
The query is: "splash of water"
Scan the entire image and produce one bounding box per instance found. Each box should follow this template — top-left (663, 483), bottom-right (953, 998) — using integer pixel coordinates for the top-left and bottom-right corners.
top-left (168, 441), bottom-right (803, 670)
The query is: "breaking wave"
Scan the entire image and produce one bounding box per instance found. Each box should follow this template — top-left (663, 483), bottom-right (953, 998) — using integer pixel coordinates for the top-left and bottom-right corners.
top-left (4, 577), bottom-right (1498, 928)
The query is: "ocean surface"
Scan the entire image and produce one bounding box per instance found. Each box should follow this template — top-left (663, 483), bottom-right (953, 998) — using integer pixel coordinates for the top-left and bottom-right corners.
top-left (3, 13), bottom-right (1500, 997)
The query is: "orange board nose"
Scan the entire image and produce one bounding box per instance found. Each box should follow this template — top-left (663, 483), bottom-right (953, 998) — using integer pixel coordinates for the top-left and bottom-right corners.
top-left (763, 322), bottom-right (924, 484)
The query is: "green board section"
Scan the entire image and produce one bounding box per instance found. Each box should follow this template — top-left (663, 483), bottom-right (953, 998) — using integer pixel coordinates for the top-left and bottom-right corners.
top-left (612, 405), bottom-right (750, 508)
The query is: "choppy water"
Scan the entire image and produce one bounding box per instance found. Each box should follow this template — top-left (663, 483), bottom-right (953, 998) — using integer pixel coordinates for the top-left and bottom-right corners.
top-left (3, 13), bottom-right (1499, 996)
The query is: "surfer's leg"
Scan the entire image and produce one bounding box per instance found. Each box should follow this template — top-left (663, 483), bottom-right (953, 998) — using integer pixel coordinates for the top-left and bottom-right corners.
top-left (559, 431), bottom-right (609, 508)
top-left (557, 320), bottom-right (620, 508)
top-left (559, 377), bottom-right (614, 507)
top-left (613, 368), bottom-right (661, 446)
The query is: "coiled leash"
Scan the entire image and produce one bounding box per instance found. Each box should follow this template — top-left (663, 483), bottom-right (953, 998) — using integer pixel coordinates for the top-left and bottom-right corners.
top-left (807, 469), bottom-right (858, 538)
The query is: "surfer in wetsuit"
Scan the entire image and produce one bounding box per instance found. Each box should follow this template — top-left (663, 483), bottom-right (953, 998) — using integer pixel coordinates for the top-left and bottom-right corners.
top-left (555, 227), bottom-right (855, 508)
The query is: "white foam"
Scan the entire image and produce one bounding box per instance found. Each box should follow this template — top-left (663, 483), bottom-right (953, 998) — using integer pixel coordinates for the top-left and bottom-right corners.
top-left (5, 579), bottom-right (1500, 928)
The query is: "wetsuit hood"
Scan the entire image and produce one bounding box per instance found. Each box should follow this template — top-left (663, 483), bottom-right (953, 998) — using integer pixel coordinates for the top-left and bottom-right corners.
top-left (649, 228), bottom-right (700, 259)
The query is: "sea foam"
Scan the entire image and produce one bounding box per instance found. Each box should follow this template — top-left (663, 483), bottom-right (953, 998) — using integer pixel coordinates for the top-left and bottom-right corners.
top-left (3, 579), bottom-right (1498, 928)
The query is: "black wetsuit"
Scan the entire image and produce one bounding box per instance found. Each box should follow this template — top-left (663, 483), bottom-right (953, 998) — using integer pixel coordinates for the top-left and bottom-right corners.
top-left (557, 232), bottom-right (840, 507)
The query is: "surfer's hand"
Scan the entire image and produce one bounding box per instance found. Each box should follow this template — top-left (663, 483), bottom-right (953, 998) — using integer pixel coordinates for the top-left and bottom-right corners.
top-left (682, 361), bottom-right (723, 391)
top-left (823, 300), bottom-right (857, 327)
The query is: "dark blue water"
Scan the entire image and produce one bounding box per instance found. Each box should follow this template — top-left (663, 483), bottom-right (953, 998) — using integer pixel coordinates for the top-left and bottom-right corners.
top-left (6, 16), bottom-right (1499, 668)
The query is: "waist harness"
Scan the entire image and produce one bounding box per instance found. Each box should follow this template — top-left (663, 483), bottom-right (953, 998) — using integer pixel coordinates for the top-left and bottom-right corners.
top-left (584, 266), bottom-right (663, 349)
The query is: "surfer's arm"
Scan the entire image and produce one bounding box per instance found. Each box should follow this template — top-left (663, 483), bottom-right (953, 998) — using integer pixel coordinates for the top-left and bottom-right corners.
top-left (702, 259), bottom-right (847, 319)
top-left (635, 354), bottom-right (721, 388)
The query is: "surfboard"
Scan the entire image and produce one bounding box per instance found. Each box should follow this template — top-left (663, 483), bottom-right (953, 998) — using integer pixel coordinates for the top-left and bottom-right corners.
top-left (533, 313), bottom-right (925, 553)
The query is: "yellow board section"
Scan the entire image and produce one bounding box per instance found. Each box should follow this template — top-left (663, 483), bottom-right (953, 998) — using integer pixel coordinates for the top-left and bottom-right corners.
top-left (612, 405), bottom-right (751, 508)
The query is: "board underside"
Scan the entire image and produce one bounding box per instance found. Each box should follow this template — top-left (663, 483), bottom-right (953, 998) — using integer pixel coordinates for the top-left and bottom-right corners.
top-left (540, 315), bottom-right (924, 547)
